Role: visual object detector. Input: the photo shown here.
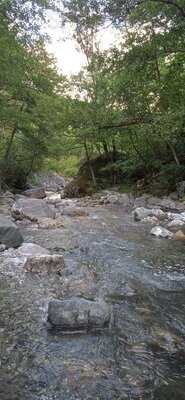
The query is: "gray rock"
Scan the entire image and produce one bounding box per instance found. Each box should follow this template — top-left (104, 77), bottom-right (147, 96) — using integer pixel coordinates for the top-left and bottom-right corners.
top-left (11, 198), bottom-right (56, 222)
top-left (0, 215), bottom-right (23, 248)
top-left (167, 219), bottom-right (185, 232)
top-left (22, 187), bottom-right (46, 199)
top-left (142, 216), bottom-right (159, 225)
top-left (134, 207), bottom-right (165, 221)
top-left (159, 198), bottom-right (177, 211)
top-left (150, 226), bottom-right (173, 239)
top-left (48, 297), bottom-right (111, 331)
top-left (16, 243), bottom-right (50, 257)
top-left (32, 172), bottom-right (65, 192)
top-left (24, 255), bottom-right (65, 274)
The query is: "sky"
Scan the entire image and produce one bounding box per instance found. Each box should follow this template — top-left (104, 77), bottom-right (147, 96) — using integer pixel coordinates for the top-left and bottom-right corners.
top-left (45, 11), bottom-right (120, 75)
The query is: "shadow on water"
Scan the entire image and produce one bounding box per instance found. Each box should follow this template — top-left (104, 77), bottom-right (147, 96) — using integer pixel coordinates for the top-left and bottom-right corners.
top-left (1, 206), bottom-right (185, 399)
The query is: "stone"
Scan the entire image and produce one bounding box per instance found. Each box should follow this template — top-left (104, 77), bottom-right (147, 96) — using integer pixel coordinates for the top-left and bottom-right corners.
top-left (134, 195), bottom-right (148, 208)
top-left (167, 219), bottom-right (185, 232)
top-left (0, 215), bottom-right (23, 248)
top-left (47, 297), bottom-right (110, 331)
top-left (60, 207), bottom-right (88, 217)
top-left (46, 193), bottom-right (62, 205)
top-left (159, 198), bottom-right (177, 211)
top-left (150, 226), bottom-right (173, 239)
top-left (174, 230), bottom-right (185, 241)
top-left (11, 198), bottom-right (56, 222)
top-left (37, 217), bottom-right (64, 229)
top-left (134, 207), bottom-right (165, 222)
top-left (142, 216), bottom-right (159, 225)
top-left (24, 255), bottom-right (65, 274)
top-left (32, 172), bottom-right (65, 192)
top-left (22, 187), bottom-right (46, 199)
top-left (16, 243), bottom-right (50, 257)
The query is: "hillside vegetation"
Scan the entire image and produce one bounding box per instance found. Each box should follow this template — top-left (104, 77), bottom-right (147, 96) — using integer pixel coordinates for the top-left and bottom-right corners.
top-left (0, 0), bottom-right (185, 194)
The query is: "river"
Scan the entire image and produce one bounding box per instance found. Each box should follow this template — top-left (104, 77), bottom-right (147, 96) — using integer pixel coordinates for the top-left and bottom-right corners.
top-left (1, 205), bottom-right (185, 399)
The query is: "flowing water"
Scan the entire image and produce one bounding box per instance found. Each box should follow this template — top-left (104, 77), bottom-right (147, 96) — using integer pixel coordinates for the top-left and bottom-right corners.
top-left (1, 205), bottom-right (185, 399)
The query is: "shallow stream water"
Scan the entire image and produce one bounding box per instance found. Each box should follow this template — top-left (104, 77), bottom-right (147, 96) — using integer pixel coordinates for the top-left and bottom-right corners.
top-left (1, 206), bottom-right (185, 399)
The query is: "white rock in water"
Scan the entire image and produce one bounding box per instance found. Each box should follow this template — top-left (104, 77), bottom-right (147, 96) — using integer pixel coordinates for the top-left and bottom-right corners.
top-left (150, 226), bottom-right (173, 239)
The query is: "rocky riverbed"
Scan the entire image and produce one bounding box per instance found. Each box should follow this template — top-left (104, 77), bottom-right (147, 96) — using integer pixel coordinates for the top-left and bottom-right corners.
top-left (0, 187), bottom-right (185, 399)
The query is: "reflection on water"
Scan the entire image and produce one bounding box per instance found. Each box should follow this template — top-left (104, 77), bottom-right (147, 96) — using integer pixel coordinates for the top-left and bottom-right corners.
top-left (0, 207), bottom-right (185, 399)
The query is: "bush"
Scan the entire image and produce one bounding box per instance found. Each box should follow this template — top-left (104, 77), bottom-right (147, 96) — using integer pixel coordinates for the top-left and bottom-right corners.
top-left (0, 159), bottom-right (27, 190)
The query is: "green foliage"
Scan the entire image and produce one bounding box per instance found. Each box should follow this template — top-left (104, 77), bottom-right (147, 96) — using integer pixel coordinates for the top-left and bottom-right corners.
top-left (43, 156), bottom-right (80, 177)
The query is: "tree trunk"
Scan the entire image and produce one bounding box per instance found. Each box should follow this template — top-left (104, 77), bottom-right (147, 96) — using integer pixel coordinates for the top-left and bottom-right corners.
top-left (84, 141), bottom-right (97, 186)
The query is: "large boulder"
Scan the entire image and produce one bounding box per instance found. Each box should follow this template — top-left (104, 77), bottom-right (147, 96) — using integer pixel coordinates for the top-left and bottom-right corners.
top-left (11, 198), bottom-right (56, 222)
top-left (32, 172), bottom-right (65, 192)
top-left (150, 226), bottom-right (173, 239)
top-left (48, 297), bottom-right (111, 331)
top-left (0, 215), bottom-right (23, 248)
top-left (24, 255), bottom-right (65, 274)
top-left (22, 187), bottom-right (46, 199)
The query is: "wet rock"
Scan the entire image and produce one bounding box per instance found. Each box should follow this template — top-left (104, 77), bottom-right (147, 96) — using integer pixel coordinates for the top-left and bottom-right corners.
top-left (24, 255), bottom-right (65, 274)
top-left (134, 207), bottom-right (165, 221)
top-left (0, 215), bottom-right (23, 248)
top-left (11, 198), bottom-right (56, 222)
top-left (150, 226), bottom-right (173, 239)
top-left (22, 187), bottom-right (46, 199)
top-left (174, 230), bottom-right (185, 241)
top-left (16, 243), bottom-right (50, 257)
top-left (48, 297), bottom-right (111, 331)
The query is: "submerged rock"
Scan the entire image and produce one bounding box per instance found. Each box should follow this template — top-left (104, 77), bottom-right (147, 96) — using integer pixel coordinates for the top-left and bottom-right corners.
top-left (24, 254), bottom-right (65, 274)
top-left (0, 215), bottom-right (23, 248)
top-left (48, 297), bottom-right (111, 331)
top-left (150, 226), bottom-right (173, 239)
top-left (11, 198), bottom-right (56, 222)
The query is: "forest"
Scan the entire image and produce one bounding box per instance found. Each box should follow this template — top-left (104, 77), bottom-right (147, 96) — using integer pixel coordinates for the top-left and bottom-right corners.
top-left (0, 0), bottom-right (185, 195)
